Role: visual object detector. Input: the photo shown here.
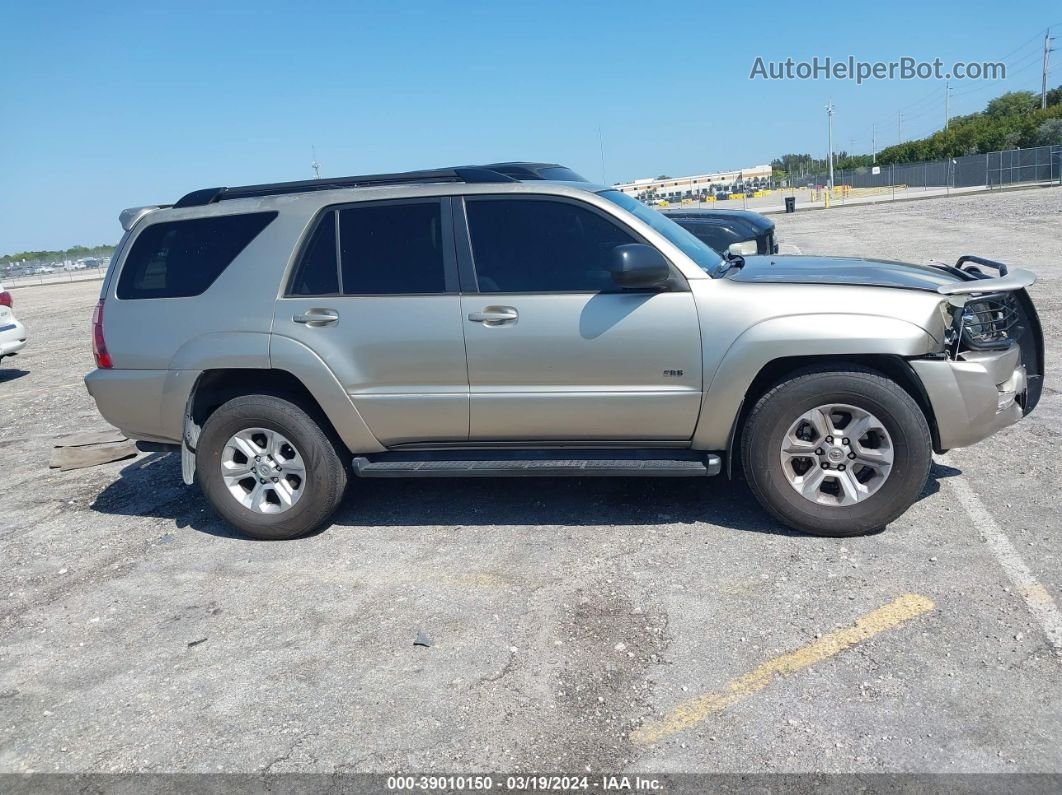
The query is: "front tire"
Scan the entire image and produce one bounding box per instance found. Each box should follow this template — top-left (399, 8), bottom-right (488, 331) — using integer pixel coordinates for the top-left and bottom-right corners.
top-left (741, 367), bottom-right (932, 537)
top-left (196, 395), bottom-right (349, 540)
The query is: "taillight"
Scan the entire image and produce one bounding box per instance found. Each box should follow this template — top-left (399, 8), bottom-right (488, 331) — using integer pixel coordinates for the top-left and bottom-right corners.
top-left (92, 299), bottom-right (112, 369)
top-left (0, 290), bottom-right (11, 308)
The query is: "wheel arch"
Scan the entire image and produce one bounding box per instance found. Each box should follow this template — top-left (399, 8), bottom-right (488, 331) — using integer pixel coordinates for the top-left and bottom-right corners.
top-left (190, 368), bottom-right (331, 428)
top-left (184, 365), bottom-right (383, 457)
top-left (694, 312), bottom-right (940, 453)
top-left (722, 354), bottom-right (943, 478)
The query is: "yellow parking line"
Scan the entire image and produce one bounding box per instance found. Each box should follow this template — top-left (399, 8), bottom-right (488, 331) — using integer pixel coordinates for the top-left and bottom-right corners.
top-left (631, 593), bottom-right (934, 746)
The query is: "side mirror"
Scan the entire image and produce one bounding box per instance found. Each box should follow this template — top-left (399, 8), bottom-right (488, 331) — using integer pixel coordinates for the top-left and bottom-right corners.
top-left (608, 244), bottom-right (671, 289)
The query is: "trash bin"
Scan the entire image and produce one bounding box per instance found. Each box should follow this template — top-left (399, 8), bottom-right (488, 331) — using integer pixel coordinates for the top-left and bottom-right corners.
top-left (784, 196), bottom-right (796, 213)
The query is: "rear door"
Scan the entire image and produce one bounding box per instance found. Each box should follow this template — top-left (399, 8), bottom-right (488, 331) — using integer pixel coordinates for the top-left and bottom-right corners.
top-left (275, 198), bottom-right (469, 446)
top-left (456, 195), bottom-right (703, 442)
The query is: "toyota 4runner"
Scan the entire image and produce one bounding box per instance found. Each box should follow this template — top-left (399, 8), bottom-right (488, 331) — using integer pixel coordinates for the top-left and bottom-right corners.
top-left (84, 163), bottom-right (1044, 540)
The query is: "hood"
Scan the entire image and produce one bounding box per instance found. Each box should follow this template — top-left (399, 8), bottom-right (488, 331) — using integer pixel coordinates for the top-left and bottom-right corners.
top-left (663, 208), bottom-right (774, 233)
top-left (724, 255), bottom-right (966, 292)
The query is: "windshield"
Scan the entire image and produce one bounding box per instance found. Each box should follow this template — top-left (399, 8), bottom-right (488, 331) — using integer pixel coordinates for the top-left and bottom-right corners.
top-left (598, 190), bottom-right (725, 276)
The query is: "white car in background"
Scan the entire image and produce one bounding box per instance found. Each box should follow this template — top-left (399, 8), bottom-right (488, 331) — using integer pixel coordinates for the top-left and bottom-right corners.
top-left (0, 284), bottom-right (28, 365)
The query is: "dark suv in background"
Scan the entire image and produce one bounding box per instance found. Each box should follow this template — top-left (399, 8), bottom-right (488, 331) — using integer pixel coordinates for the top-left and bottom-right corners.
top-left (662, 208), bottom-right (778, 257)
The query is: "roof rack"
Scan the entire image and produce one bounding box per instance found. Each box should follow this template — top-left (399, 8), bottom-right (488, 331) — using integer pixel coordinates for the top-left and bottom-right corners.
top-left (173, 166), bottom-right (519, 208)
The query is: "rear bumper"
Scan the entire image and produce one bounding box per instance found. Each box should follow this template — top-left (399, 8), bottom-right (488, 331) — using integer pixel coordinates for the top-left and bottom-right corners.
top-left (84, 368), bottom-right (183, 444)
top-left (910, 345), bottom-right (1029, 450)
top-left (0, 320), bottom-right (27, 357)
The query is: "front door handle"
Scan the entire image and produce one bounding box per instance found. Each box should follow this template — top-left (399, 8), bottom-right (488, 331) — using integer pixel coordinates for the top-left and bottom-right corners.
top-left (468, 306), bottom-right (518, 325)
top-left (293, 309), bottom-right (339, 326)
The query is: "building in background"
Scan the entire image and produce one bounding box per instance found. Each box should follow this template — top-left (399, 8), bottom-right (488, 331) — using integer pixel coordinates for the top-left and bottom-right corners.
top-left (613, 164), bottom-right (773, 203)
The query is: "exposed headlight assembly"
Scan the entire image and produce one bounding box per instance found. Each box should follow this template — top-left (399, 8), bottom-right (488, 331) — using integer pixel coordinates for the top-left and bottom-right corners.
top-left (958, 292), bottom-right (1022, 350)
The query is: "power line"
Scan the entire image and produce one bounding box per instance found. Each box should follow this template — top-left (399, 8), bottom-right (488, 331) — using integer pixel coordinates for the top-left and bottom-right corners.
top-left (996, 30), bottom-right (1046, 63)
top-left (859, 24), bottom-right (1058, 154)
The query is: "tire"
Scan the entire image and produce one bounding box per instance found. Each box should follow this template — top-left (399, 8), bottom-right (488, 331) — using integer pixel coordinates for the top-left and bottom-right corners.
top-left (740, 367), bottom-right (932, 537)
top-left (196, 394), bottom-right (349, 540)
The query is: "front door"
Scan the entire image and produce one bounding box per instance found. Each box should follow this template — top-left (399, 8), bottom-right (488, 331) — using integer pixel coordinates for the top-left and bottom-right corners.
top-left (275, 198), bottom-right (469, 446)
top-left (456, 196), bottom-right (703, 442)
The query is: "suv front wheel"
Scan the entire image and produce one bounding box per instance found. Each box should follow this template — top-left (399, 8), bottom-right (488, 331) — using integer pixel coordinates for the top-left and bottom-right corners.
top-left (741, 368), bottom-right (932, 537)
top-left (196, 395), bottom-right (349, 540)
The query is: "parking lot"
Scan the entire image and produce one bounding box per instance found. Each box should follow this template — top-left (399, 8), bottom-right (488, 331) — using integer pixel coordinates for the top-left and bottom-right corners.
top-left (2, 186), bottom-right (1061, 775)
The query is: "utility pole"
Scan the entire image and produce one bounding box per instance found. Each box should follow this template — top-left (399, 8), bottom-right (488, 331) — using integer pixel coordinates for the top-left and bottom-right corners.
top-left (1042, 28), bottom-right (1054, 109)
top-left (897, 111), bottom-right (902, 145)
top-left (826, 101), bottom-right (835, 190)
top-left (597, 126), bottom-right (607, 184)
top-left (944, 81), bottom-right (951, 130)
top-left (872, 123), bottom-right (876, 164)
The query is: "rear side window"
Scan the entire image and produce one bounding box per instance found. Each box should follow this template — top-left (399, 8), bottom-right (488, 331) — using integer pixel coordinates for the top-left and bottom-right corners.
top-left (465, 199), bottom-right (637, 293)
top-left (339, 202), bottom-right (445, 294)
top-left (117, 212), bottom-right (276, 299)
top-left (288, 211), bottom-right (339, 295)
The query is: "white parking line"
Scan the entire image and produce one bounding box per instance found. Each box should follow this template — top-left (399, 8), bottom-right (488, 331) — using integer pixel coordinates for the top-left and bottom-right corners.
top-left (950, 474), bottom-right (1062, 654)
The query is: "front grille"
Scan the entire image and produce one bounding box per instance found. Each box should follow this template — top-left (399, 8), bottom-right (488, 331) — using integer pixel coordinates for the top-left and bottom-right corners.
top-left (960, 292), bottom-right (1022, 350)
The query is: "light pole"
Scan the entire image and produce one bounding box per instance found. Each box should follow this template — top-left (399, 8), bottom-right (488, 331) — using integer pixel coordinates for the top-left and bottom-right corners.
top-left (826, 102), bottom-right (835, 191)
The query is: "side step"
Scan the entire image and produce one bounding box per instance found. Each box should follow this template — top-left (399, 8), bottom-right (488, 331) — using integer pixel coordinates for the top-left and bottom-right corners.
top-left (352, 450), bottom-right (721, 478)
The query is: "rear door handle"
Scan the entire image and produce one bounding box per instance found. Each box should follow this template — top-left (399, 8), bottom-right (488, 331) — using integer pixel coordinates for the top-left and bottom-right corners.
top-left (293, 309), bottom-right (339, 326)
top-left (468, 307), bottom-right (518, 325)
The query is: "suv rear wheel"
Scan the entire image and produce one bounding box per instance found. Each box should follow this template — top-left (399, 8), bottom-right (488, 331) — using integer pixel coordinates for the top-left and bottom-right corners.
top-left (196, 395), bottom-right (348, 540)
top-left (741, 368), bottom-right (932, 537)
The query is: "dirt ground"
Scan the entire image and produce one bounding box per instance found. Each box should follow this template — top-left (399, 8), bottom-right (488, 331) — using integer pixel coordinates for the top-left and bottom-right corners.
top-left (1, 186), bottom-right (1061, 776)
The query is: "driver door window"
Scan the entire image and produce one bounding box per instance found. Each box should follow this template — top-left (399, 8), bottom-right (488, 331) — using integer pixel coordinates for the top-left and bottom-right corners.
top-left (465, 198), bottom-right (637, 292)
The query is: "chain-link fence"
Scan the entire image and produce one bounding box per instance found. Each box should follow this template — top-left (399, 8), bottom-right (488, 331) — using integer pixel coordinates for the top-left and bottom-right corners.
top-left (795, 143), bottom-right (1062, 191)
top-left (2, 263), bottom-right (107, 289)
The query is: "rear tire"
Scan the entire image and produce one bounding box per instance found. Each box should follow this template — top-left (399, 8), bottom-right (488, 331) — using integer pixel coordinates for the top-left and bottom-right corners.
top-left (196, 395), bottom-right (349, 540)
top-left (741, 367), bottom-right (932, 537)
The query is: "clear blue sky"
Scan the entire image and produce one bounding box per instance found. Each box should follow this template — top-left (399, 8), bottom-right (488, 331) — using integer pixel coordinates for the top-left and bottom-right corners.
top-left (1, 0), bottom-right (1058, 252)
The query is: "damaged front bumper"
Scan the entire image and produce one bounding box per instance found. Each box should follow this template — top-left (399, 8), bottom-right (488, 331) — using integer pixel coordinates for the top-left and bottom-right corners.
top-left (911, 345), bottom-right (1030, 450)
top-left (912, 257), bottom-right (1044, 451)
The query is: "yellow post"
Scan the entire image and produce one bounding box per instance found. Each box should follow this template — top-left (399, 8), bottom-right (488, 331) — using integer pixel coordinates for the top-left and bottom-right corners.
top-left (824, 191), bottom-right (830, 208)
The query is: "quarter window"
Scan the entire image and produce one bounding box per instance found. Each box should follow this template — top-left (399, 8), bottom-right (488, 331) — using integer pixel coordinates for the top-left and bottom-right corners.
top-left (289, 211), bottom-right (339, 296)
top-left (117, 212), bottom-right (276, 299)
top-left (465, 199), bottom-right (637, 293)
top-left (339, 202), bottom-right (445, 295)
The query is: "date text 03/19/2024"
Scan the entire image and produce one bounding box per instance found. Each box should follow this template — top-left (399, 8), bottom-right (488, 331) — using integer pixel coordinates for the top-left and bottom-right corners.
top-left (385, 775), bottom-right (664, 791)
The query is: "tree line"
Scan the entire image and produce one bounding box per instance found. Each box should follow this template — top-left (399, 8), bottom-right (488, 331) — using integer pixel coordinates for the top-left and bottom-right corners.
top-left (772, 86), bottom-right (1062, 177)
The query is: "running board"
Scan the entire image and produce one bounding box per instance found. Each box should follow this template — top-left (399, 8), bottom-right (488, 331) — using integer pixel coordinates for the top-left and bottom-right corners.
top-left (352, 450), bottom-right (721, 478)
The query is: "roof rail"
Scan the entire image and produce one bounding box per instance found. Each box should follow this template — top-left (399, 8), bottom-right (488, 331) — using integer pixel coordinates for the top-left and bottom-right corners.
top-left (173, 166), bottom-right (518, 208)
top-left (482, 162), bottom-right (589, 182)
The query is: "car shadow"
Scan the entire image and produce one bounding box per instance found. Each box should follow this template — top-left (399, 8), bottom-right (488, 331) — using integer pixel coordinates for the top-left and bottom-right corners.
top-left (0, 368), bottom-right (29, 383)
top-left (89, 454), bottom-right (964, 541)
